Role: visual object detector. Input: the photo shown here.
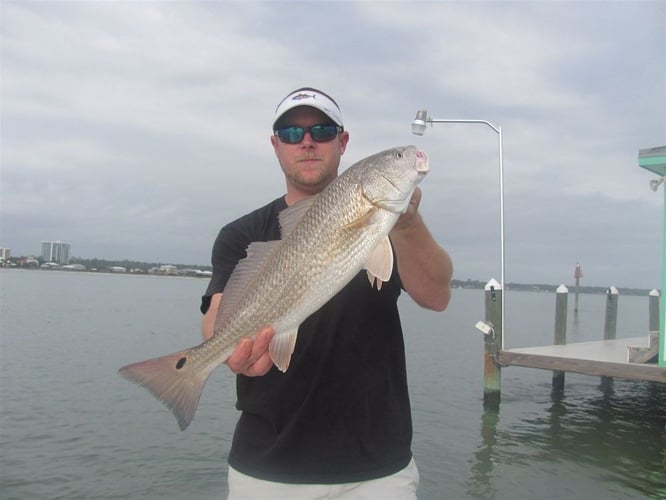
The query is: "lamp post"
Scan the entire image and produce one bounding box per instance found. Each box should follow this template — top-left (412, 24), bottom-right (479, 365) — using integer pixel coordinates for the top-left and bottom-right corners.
top-left (411, 110), bottom-right (506, 348)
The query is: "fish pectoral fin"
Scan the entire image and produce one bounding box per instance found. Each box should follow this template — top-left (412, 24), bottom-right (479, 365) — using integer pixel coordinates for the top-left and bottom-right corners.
top-left (364, 236), bottom-right (393, 290)
top-left (269, 328), bottom-right (299, 373)
top-left (343, 206), bottom-right (380, 230)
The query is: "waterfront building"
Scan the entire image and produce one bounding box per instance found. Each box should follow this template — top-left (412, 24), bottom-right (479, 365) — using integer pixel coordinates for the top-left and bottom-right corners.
top-left (0, 248), bottom-right (10, 261)
top-left (41, 241), bottom-right (71, 264)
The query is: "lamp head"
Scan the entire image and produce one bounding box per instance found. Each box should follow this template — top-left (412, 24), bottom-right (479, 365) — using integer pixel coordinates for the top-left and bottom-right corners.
top-left (650, 177), bottom-right (665, 192)
top-left (411, 109), bottom-right (428, 136)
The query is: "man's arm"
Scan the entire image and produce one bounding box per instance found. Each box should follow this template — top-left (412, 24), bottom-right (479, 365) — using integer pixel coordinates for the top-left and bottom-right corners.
top-left (201, 292), bottom-right (275, 376)
top-left (390, 188), bottom-right (453, 312)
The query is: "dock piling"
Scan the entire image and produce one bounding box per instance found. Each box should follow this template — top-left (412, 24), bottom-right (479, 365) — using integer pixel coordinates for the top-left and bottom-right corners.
top-left (601, 287), bottom-right (619, 388)
top-left (552, 285), bottom-right (568, 391)
top-left (649, 289), bottom-right (660, 334)
top-left (483, 279), bottom-right (503, 408)
top-left (603, 287), bottom-right (619, 342)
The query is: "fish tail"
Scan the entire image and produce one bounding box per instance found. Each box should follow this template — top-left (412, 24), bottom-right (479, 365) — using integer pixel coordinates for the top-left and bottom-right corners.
top-left (118, 349), bottom-right (211, 431)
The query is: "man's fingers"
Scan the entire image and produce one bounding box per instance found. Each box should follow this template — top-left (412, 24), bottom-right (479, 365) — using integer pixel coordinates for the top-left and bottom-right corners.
top-left (226, 338), bottom-right (253, 373)
top-left (226, 327), bottom-right (276, 376)
top-left (252, 327), bottom-right (274, 357)
top-left (243, 352), bottom-right (275, 377)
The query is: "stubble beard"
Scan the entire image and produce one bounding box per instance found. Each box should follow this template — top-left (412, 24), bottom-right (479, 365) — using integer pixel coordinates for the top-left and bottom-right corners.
top-left (287, 160), bottom-right (337, 192)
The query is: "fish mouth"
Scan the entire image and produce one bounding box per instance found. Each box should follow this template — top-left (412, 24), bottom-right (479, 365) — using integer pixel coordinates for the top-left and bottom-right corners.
top-left (415, 150), bottom-right (429, 177)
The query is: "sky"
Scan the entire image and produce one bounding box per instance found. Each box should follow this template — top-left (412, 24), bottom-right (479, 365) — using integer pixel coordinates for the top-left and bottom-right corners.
top-left (2, 0), bottom-right (664, 290)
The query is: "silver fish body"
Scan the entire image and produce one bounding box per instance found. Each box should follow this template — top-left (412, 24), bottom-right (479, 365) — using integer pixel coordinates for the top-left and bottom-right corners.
top-left (119, 145), bottom-right (429, 430)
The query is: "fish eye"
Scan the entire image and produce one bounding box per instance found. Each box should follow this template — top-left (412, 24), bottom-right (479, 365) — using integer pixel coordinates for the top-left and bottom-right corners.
top-left (396, 152), bottom-right (403, 159)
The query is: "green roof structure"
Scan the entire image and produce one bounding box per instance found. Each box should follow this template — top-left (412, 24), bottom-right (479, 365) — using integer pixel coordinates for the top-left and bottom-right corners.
top-left (639, 146), bottom-right (666, 176)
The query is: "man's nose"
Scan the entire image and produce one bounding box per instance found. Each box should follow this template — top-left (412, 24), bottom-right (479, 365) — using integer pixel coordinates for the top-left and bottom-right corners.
top-left (300, 131), bottom-right (316, 146)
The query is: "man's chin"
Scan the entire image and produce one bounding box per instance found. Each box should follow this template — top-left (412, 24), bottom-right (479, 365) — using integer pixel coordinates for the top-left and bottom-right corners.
top-left (295, 174), bottom-right (334, 191)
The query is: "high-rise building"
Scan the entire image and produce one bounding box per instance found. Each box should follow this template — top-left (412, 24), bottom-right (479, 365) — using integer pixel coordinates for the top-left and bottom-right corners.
top-left (0, 248), bottom-right (10, 261)
top-left (41, 241), bottom-right (71, 264)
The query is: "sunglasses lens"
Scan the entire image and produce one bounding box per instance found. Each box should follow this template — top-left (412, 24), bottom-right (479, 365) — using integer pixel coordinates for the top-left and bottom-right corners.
top-left (310, 125), bottom-right (338, 142)
top-left (276, 127), bottom-right (305, 144)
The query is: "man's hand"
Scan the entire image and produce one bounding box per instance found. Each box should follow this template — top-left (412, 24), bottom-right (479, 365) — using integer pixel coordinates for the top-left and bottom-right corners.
top-left (226, 326), bottom-right (275, 377)
top-left (393, 187), bottom-right (422, 232)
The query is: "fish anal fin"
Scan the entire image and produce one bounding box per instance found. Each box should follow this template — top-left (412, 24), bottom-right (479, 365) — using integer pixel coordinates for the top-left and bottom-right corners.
top-left (366, 271), bottom-right (384, 291)
top-left (269, 328), bottom-right (299, 372)
top-left (364, 236), bottom-right (393, 290)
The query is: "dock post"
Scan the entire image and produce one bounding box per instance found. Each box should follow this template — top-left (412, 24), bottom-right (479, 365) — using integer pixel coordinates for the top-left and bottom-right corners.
top-left (601, 286), bottom-right (619, 388)
top-left (552, 285), bottom-right (568, 391)
top-left (603, 287), bottom-right (619, 341)
top-left (649, 289), bottom-right (660, 334)
top-left (483, 279), bottom-right (503, 408)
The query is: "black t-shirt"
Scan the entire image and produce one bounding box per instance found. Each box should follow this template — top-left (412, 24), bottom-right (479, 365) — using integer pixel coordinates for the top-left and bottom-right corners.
top-left (201, 196), bottom-right (413, 484)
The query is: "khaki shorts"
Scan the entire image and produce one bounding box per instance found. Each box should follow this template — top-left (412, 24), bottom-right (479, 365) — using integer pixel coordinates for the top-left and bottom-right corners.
top-left (227, 457), bottom-right (420, 500)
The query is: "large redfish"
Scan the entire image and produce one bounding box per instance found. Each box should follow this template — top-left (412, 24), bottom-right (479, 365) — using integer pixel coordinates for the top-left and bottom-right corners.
top-left (119, 146), bottom-right (429, 430)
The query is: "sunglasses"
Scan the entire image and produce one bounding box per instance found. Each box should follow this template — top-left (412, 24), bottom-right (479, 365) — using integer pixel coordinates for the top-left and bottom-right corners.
top-left (274, 124), bottom-right (342, 144)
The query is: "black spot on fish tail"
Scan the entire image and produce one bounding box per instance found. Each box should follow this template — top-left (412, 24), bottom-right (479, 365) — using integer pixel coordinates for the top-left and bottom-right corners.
top-left (176, 357), bottom-right (187, 369)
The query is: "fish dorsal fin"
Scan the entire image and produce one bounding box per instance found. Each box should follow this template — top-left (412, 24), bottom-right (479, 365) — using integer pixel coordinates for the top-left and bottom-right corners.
top-left (364, 236), bottom-right (393, 290)
top-left (269, 327), bottom-right (299, 372)
top-left (218, 240), bottom-right (280, 319)
top-left (278, 195), bottom-right (318, 238)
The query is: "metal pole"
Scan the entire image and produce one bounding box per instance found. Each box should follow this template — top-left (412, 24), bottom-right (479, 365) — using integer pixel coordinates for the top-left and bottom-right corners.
top-left (426, 118), bottom-right (505, 347)
top-left (498, 126), bottom-right (505, 349)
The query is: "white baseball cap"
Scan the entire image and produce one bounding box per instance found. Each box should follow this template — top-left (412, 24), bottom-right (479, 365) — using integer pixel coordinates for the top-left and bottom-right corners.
top-left (273, 87), bottom-right (343, 130)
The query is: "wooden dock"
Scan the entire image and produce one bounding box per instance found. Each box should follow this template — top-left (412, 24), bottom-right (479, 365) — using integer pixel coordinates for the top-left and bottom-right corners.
top-left (480, 282), bottom-right (664, 406)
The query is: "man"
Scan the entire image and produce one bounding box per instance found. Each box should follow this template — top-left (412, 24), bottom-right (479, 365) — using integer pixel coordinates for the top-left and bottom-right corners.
top-left (200, 87), bottom-right (453, 499)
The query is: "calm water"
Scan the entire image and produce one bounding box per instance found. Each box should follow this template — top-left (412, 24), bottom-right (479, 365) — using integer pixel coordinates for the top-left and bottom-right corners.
top-left (1, 269), bottom-right (664, 499)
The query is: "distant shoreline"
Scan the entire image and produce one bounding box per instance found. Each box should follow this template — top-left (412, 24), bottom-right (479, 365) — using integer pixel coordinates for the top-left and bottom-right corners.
top-left (1, 266), bottom-right (657, 297)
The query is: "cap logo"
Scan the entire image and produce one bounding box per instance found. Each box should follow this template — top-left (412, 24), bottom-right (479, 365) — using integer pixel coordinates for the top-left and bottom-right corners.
top-left (291, 92), bottom-right (316, 101)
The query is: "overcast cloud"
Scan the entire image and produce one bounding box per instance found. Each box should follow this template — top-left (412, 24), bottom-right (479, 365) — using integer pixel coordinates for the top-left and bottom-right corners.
top-left (2, 1), bottom-right (664, 289)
